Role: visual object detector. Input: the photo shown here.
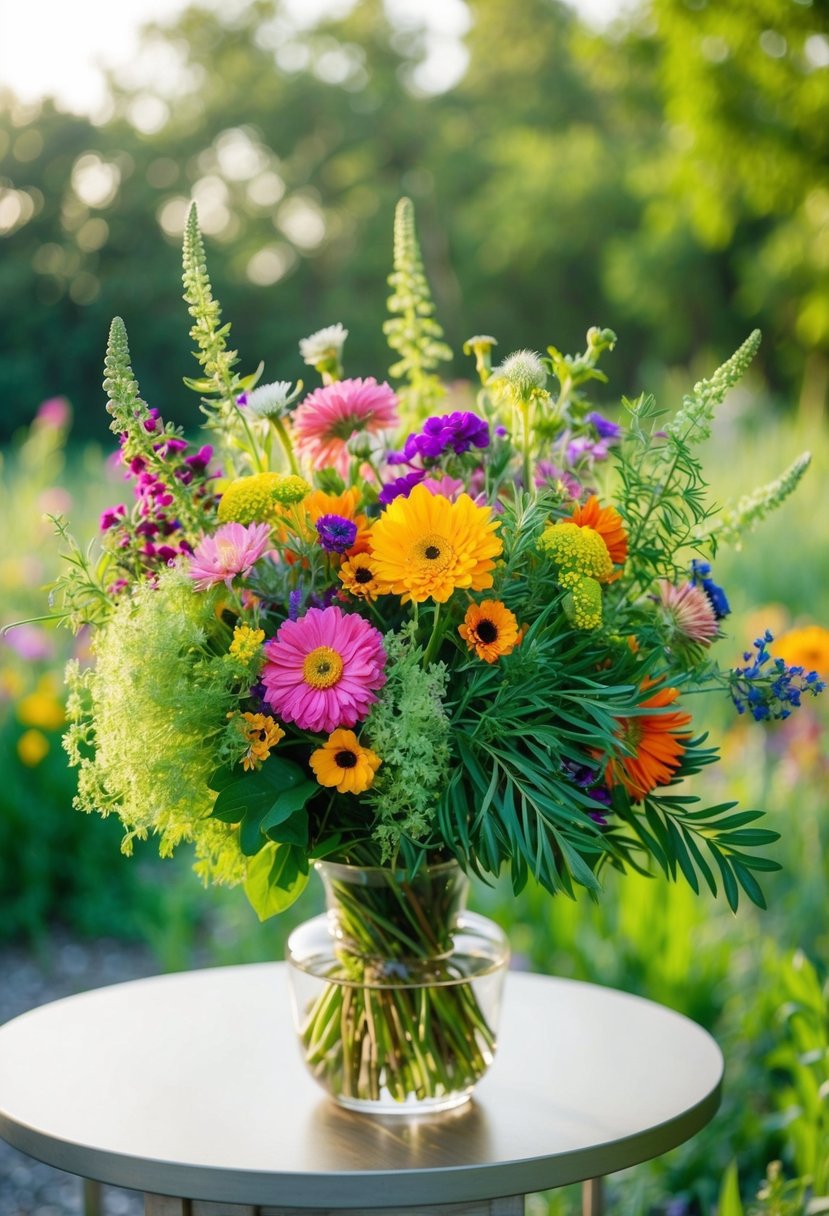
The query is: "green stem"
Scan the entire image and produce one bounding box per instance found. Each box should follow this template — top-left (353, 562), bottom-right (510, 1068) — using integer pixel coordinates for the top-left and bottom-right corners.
top-left (271, 416), bottom-right (300, 476)
top-left (423, 602), bottom-right (443, 667)
top-left (520, 399), bottom-right (533, 495)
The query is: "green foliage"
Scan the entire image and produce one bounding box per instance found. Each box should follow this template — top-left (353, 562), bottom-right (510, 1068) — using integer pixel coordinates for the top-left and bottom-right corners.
top-left (383, 197), bottom-right (452, 418)
top-left (209, 758), bottom-right (315, 857)
top-left (65, 568), bottom-right (246, 885)
top-left (363, 624), bottom-right (452, 864)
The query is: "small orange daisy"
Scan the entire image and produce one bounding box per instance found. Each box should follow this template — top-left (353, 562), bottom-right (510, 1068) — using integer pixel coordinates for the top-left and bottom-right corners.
top-left (567, 495), bottom-right (628, 567)
top-left (604, 682), bottom-right (691, 802)
top-left (339, 552), bottom-right (381, 601)
top-left (459, 600), bottom-right (522, 663)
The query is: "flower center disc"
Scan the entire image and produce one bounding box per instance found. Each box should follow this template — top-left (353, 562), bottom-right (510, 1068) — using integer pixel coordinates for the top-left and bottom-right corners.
top-left (303, 645), bottom-right (344, 689)
top-left (412, 532), bottom-right (453, 573)
top-left (476, 619), bottom-right (498, 644)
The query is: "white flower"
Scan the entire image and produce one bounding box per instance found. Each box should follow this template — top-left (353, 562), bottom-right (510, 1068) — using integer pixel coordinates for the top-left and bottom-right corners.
top-left (299, 323), bottom-right (348, 367)
top-left (244, 381), bottom-right (298, 419)
top-left (493, 349), bottom-right (547, 395)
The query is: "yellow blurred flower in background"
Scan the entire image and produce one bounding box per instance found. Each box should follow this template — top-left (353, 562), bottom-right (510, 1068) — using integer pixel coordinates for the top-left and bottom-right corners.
top-left (16, 676), bottom-right (65, 731)
top-left (17, 728), bottom-right (49, 766)
top-left (774, 625), bottom-right (829, 678)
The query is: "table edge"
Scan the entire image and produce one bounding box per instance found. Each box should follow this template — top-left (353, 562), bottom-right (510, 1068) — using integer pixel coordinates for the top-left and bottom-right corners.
top-left (0, 965), bottom-right (724, 1207)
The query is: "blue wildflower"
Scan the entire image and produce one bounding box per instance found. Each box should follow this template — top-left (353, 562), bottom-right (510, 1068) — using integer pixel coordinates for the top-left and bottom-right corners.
top-left (729, 631), bottom-right (826, 721)
top-left (691, 559), bottom-right (731, 619)
top-left (586, 411), bottom-right (622, 440)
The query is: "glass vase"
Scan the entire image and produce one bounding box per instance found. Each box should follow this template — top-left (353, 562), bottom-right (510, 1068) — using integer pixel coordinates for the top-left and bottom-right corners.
top-left (286, 860), bottom-right (509, 1115)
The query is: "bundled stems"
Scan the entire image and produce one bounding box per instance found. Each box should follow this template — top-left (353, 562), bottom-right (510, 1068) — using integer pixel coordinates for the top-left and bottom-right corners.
top-left (293, 865), bottom-right (501, 1106)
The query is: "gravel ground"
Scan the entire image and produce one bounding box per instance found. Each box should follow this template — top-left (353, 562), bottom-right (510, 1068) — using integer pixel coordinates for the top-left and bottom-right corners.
top-left (0, 934), bottom-right (159, 1216)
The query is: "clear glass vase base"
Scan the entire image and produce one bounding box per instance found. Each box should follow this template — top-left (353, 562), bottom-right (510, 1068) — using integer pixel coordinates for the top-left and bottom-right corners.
top-left (334, 1087), bottom-right (474, 1117)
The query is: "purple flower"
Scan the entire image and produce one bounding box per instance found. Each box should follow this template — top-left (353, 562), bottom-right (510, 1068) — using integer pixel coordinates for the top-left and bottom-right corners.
top-left (566, 435), bottom-right (611, 465)
top-left (100, 504), bottom-right (127, 531)
top-left (392, 412), bottom-right (490, 464)
top-left (378, 470), bottom-right (426, 506)
top-left (155, 437), bottom-right (188, 456)
top-left (185, 445), bottom-right (214, 474)
top-left (534, 460), bottom-right (581, 498)
top-left (288, 588), bottom-right (303, 621)
top-left (315, 514), bottom-right (358, 554)
top-left (587, 411), bottom-right (621, 440)
top-left (3, 624), bottom-right (55, 662)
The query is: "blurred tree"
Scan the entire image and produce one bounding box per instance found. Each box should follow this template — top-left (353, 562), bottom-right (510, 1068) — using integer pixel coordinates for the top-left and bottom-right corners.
top-left (608, 0), bottom-right (829, 414)
top-left (0, 0), bottom-right (825, 441)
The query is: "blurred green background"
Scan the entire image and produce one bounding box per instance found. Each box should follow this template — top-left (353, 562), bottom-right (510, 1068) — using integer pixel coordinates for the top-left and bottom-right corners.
top-left (1, 0), bottom-right (828, 1212)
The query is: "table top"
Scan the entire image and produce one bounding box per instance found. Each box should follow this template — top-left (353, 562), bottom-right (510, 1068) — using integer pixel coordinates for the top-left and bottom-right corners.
top-left (0, 963), bottom-right (723, 1209)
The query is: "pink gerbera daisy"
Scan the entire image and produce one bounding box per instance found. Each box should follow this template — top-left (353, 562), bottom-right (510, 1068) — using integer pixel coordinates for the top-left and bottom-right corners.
top-left (188, 522), bottom-right (272, 591)
top-left (291, 377), bottom-right (399, 478)
top-left (656, 579), bottom-right (718, 645)
top-left (261, 605), bottom-right (387, 733)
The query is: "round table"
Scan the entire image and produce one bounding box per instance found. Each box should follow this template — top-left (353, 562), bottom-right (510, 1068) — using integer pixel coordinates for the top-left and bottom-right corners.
top-left (0, 964), bottom-right (722, 1215)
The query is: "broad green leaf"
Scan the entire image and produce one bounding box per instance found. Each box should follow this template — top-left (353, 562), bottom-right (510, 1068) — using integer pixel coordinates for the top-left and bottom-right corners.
top-left (243, 843), bottom-right (309, 922)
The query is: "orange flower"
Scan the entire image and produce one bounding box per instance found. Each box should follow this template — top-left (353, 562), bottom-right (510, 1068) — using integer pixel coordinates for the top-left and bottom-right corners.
top-left (604, 682), bottom-right (691, 802)
top-left (567, 496), bottom-right (628, 567)
top-left (459, 600), bottom-right (522, 663)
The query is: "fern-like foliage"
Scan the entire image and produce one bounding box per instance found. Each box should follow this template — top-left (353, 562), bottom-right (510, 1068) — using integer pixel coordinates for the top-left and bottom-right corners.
top-left (615, 333), bottom-right (762, 594)
top-left (383, 197), bottom-right (452, 418)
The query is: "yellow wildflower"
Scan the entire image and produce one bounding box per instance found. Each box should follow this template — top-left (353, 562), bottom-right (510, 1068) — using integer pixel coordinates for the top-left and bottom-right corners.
top-left (229, 624), bottom-right (266, 663)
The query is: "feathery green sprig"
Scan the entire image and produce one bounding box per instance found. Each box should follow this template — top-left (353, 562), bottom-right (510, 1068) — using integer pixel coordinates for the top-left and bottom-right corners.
top-left (103, 316), bottom-right (151, 436)
top-left (666, 329), bottom-right (761, 447)
top-left (700, 451), bottom-right (812, 548)
top-left (383, 197), bottom-right (452, 417)
top-left (615, 334), bottom-right (762, 592)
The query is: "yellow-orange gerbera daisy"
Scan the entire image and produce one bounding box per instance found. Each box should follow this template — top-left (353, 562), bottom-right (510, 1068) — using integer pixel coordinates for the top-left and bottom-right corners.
top-left (774, 625), bottom-right (829, 677)
top-left (567, 495), bottom-right (628, 567)
top-left (459, 600), bottom-right (521, 663)
top-left (339, 552), bottom-right (381, 601)
top-left (604, 683), bottom-right (692, 802)
top-left (369, 484), bottom-right (502, 604)
top-left (305, 486), bottom-right (371, 555)
top-left (309, 728), bottom-right (381, 794)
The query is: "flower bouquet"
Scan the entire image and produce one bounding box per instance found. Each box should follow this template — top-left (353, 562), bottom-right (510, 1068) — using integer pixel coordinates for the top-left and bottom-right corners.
top-left (53, 199), bottom-right (823, 1113)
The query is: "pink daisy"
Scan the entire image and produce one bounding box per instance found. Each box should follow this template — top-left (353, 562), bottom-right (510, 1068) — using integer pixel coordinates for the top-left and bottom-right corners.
top-left (291, 377), bottom-right (399, 478)
top-left (188, 522), bottom-right (272, 591)
top-left (261, 605), bottom-right (387, 734)
top-left (656, 580), bottom-right (718, 645)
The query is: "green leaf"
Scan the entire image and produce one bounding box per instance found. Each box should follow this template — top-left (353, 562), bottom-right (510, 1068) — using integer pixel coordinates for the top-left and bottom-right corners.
top-left (243, 843), bottom-right (309, 921)
top-left (210, 757), bottom-right (310, 822)
top-left (717, 1162), bottom-right (744, 1216)
top-left (182, 375), bottom-right (218, 392)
